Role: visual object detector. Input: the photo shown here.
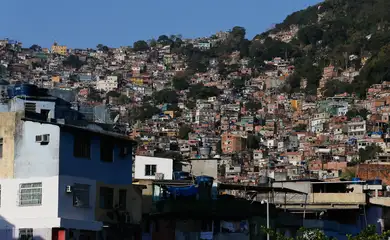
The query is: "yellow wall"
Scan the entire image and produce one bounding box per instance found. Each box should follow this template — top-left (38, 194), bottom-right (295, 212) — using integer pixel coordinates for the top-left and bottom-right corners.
top-left (0, 112), bottom-right (24, 178)
top-left (290, 100), bottom-right (301, 111)
top-left (95, 182), bottom-right (143, 224)
top-left (133, 180), bottom-right (153, 214)
top-left (51, 45), bottom-right (67, 55)
top-left (164, 111), bottom-right (174, 119)
top-left (52, 76), bottom-right (60, 83)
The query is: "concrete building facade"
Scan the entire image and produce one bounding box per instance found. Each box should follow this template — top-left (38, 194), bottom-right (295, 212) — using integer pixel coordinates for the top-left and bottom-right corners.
top-left (0, 112), bottom-right (136, 240)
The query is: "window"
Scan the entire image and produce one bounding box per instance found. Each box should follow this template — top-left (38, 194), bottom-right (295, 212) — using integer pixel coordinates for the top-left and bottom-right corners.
top-left (24, 102), bottom-right (36, 112)
top-left (19, 228), bottom-right (33, 240)
top-left (118, 189), bottom-right (127, 209)
top-left (0, 138), bottom-right (3, 159)
top-left (73, 184), bottom-right (90, 208)
top-left (35, 134), bottom-right (50, 145)
top-left (19, 182), bottom-right (42, 206)
top-left (40, 109), bottom-right (50, 119)
top-left (99, 187), bottom-right (114, 209)
top-left (145, 165), bottom-right (156, 176)
top-left (74, 134), bottom-right (91, 158)
top-left (100, 138), bottom-right (114, 162)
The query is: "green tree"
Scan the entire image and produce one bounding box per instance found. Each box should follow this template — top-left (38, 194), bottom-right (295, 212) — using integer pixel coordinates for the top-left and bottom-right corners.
top-left (346, 108), bottom-right (369, 120)
top-left (322, 80), bottom-right (353, 97)
top-left (63, 55), bottom-right (84, 69)
top-left (133, 40), bottom-right (149, 52)
top-left (153, 89), bottom-right (178, 104)
top-left (245, 101), bottom-right (262, 111)
top-left (247, 135), bottom-right (260, 149)
top-left (29, 44), bottom-right (42, 52)
top-left (172, 72), bottom-right (190, 90)
top-left (178, 125), bottom-right (192, 140)
top-left (188, 84), bottom-right (220, 99)
top-left (359, 145), bottom-right (383, 163)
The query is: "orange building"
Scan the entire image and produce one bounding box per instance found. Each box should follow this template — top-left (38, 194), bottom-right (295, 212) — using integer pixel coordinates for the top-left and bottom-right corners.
top-left (221, 132), bottom-right (247, 154)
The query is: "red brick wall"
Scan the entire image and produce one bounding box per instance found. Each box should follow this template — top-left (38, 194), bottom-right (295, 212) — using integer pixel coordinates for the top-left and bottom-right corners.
top-left (357, 164), bottom-right (390, 185)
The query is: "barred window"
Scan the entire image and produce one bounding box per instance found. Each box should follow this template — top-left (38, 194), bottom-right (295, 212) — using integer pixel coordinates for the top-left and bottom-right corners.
top-left (19, 182), bottom-right (42, 206)
top-left (73, 184), bottom-right (90, 207)
top-left (19, 228), bottom-right (33, 240)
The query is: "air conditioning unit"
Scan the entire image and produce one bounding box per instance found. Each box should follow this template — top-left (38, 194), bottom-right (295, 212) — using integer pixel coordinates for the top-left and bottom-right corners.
top-left (66, 185), bottom-right (72, 193)
top-left (155, 173), bottom-right (164, 180)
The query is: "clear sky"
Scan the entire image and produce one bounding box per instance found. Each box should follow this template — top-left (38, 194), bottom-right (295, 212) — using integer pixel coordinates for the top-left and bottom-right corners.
top-left (0, 0), bottom-right (322, 49)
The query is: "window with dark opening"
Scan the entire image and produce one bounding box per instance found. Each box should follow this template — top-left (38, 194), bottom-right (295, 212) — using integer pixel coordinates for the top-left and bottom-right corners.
top-left (74, 134), bottom-right (91, 159)
top-left (100, 138), bottom-right (114, 162)
top-left (118, 189), bottom-right (127, 209)
top-left (99, 187), bottom-right (114, 209)
top-left (145, 164), bottom-right (156, 176)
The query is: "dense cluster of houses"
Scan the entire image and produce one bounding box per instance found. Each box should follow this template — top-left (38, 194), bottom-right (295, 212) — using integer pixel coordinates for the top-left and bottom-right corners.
top-left (1, 31), bottom-right (390, 188)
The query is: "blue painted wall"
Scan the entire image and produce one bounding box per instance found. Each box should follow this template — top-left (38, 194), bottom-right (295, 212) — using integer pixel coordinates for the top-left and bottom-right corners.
top-left (59, 131), bottom-right (133, 185)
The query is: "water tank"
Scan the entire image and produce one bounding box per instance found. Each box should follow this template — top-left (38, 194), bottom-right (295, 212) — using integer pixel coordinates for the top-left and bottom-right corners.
top-left (7, 84), bottom-right (38, 98)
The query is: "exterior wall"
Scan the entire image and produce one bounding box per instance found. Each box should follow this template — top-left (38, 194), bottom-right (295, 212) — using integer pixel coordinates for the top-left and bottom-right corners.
top-left (95, 182), bottom-right (142, 224)
top-left (0, 112), bottom-right (24, 178)
top-left (134, 156), bottom-right (173, 180)
top-left (10, 98), bottom-right (56, 119)
top-left (59, 131), bottom-right (133, 185)
top-left (357, 164), bottom-right (390, 185)
top-left (191, 160), bottom-right (218, 178)
top-left (58, 176), bottom-right (101, 230)
top-left (14, 121), bottom-right (61, 178)
top-left (0, 176), bottom-right (60, 229)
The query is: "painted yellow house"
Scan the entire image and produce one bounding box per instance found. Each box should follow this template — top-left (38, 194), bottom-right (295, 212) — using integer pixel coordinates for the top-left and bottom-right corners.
top-left (51, 42), bottom-right (67, 55)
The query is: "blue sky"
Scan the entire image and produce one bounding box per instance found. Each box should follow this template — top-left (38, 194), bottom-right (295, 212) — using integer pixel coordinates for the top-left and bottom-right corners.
top-left (0, 0), bottom-right (322, 49)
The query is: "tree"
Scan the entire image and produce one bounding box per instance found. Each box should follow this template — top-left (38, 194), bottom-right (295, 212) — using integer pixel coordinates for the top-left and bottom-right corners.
top-left (29, 44), bottom-right (42, 52)
top-left (148, 38), bottom-right (157, 48)
top-left (359, 145), bottom-right (383, 163)
top-left (131, 104), bottom-right (160, 121)
top-left (247, 135), bottom-right (260, 149)
top-left (172, 72), bottom-right (190, 90)
top-left (63, 55), bottom-right (84, 70)
top-left (346, 109), bottom-right (369, 120)
top-left (245, 101), bottom-right (262, 112)
top-left (96, 44), bottom-right (109, 52)
top-left (153, 89), bottom-right (178, 104)
top-left (158, 35), bottom-right (173, 46)
top-left (178, 125), bottom-right (192, 140)
top-left (322, 80), bottom-right (353, 97)
top-left (133, 40), bottom-right (149, 52)
top-left (188, 84), bottom-right (220, 99)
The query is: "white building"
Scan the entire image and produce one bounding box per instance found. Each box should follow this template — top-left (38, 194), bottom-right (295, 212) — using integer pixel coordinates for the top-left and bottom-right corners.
top-left (96, 76), bottom-right (118, 92)
top-left (134, 156), bottom-right (173, 180)
top-left (0, 112), bottom-right (136, 240)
